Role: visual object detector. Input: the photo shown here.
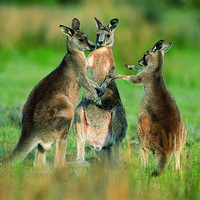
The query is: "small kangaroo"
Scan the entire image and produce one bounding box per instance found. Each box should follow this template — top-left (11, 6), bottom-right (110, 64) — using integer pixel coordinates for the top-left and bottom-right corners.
top-left (115, 40), bottom-right (187, 175)
top-left (73, 17), bottom-right (127, 167)
top-left (2, 18), bottom-right (105, 167)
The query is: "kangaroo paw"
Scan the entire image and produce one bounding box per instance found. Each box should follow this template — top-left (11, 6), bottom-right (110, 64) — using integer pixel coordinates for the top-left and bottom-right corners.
top-left (124, 64), bottom-right (143, 71)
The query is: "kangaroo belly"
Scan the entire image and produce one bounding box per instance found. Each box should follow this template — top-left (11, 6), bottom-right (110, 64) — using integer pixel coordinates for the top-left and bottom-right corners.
top-left (86, 126), bottom-right (112, 150)
top-left (85, 107), bottom-right (111, 128)
top-left (84, 109), bottom-right (113, 150)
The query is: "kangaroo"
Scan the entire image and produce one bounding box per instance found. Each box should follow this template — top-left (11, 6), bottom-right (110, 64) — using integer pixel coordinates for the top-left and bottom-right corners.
top-left (115, 40), bottom-right (187, 175)
top-left (73, 17), bottom-right (127, 167)
top-left (2, 18), bottom-right (106, 167)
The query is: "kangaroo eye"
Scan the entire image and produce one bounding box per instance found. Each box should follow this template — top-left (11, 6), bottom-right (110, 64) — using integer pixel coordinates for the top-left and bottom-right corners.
top-left (106, 34), bottom-right (110, 38)
top-left (79, 38), bottom-right (84, 42)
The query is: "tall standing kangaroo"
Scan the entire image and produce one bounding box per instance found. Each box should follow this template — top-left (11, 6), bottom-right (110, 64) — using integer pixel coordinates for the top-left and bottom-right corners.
top-left (2, 18), bottom-right (105, 167)
top-left (115, 40), bottom-right (187, 175)
top-left (73, 17), bottom-right (127, 167)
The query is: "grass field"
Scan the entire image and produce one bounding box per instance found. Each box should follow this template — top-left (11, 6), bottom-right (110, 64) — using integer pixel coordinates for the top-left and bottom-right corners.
top-left (0, 3), bottom-right (200, 200)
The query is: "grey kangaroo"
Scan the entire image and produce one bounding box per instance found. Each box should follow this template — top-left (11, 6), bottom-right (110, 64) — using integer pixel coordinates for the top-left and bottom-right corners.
top-left (73, 17), bottom-right (127, 167)
top-left (2, 18), bottom-right (106, 167)
top-left (115, 40), bottom-right (187, 175)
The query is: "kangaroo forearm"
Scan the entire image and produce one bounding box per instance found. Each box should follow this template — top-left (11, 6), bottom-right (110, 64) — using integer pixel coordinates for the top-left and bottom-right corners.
top-left (88, 78), bottom-right (100, 89)
top-left (108, 65), bottom-right (115, 75)
top-left (115, 74), bottom-right (141, 84)
top-left (79, 77), bottom-right (102, 105)
top-left (127, 75), bottom-right (142, 84)
top-left (80, 79), bottom-right (97, 94)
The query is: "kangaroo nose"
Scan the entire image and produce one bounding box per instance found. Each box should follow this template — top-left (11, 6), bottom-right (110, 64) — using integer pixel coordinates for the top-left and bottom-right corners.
top-left (98, 41), bottom-right (103, 45)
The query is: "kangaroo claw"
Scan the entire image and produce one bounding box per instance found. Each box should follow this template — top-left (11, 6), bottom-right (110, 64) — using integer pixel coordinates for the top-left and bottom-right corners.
top-left (95, 98), bottom-right (102, 106)
top-left (96, 87), bottom-right (105, 97)
top-left (124, 64), bottom-right (143, 71)
top-left (108, 74), bottom-right (114, 79)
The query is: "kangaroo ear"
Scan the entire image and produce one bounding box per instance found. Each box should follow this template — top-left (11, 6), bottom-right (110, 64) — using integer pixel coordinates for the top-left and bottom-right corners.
top-left (108, 18), bottom-right (119, 31)
top-left (72, 18), bottom-right (80, 31)
top-left (152, 40), bottom-right (164, 52)
top-left (162, 42), bottom-right (173, 53)
top-left (59, 25), bottom-right (74, 37)
top-left (94, 17), bottom-right (105, 30)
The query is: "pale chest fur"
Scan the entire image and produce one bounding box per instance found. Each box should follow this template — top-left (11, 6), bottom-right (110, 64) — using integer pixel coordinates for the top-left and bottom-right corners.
top-left (87, 47), bottom-right (115, 83)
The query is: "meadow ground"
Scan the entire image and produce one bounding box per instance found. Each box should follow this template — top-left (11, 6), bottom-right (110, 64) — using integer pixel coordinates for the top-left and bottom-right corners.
top-left (0, 3), bottom-right (200, 200)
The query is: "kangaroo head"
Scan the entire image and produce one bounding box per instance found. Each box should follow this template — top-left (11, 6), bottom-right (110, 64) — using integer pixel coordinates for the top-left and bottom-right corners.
top-left (94, 17), bottom-right (119, 48)
top-left (138, 40), bottom-right (173, 71)
top-left (59, 18), bottom-right (95, 52)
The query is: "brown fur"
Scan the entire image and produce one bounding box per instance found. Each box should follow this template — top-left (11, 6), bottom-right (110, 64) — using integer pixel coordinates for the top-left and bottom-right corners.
top-left (115, 40), bottom-right (187, 174)
top-left (2, 18), bottom-right (104, 167)
top-left (73, 18), bottom-right (127, 167)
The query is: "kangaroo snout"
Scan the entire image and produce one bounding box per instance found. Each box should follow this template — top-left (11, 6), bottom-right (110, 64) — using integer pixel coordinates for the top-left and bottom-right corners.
top-left (91, 44), bottom-right (95, 50)
top-left (87, 40), bottom-right (95, 51)
top-left (97, 41), bottom-right (104, 46)
top-left (86, 44), bottom-right (95, 51)
top-left (89, 44), bottom-right (95, 51)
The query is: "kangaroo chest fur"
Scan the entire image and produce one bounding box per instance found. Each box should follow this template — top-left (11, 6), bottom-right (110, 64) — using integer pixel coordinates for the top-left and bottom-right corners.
top-left (85, 47), bottom-right (120, 105)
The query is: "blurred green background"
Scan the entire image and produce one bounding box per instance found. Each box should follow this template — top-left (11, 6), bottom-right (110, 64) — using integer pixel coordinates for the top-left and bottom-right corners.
top-left (0, 1), bottom-right (200, 199)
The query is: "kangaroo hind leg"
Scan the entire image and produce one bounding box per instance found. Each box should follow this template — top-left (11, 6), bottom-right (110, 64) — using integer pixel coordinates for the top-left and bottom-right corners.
top-left (152, 151), bottom-right (171, 176)
top-left (73, 106), bottom-right (90, 167)
top-left (54, 116), bottom-right (72, 167)
top-left (141, 148), bottom-right (148, 168)
top-left (34, 143), bottom-right (51, 167)
top-left (50, 97), bottom-right (74, 167)
top-left (113, 141), bottom-right (123, 167)
top-left (174, 151), bottom-right (181, 170)
top-left (96, 146), bottom-right (114, 168)
top-left (54, 137), bottom-right (68, 167)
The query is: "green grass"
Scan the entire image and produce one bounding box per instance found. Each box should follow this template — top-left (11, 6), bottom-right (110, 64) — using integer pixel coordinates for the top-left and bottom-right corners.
top-left (0, 45), bottom-right (200, 199)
